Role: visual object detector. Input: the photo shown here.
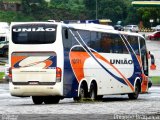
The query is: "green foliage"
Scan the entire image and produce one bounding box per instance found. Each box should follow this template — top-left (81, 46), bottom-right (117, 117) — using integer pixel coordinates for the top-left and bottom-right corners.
top-left (3, 0), bottom-right (21, 2)
top-left (0, 72), bottom-right (4, 81)
top-left (124, 5), bottom-right (139, 25)
top-left (21, 0), bottom-right (31, 15)
top-left (150, 76), bottom-right (160, 85)
top-left (137, 7), bottom-right (160, 27)
top-left (0, 11), bottom-right (35, 22)
top-left (49, 0), bottom-right (87, 20)
top-left (0, 0), bottom-right (160, 27)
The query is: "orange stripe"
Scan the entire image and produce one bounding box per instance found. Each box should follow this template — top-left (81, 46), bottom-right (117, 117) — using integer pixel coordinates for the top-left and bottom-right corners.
top-left (141, 73), bottom-right (148, 93)
top-left (44, 60), bottom-right (53, 68)
top-left (93, 52), bottom-right (134, 91)
top-left (70, 52), bottom-right (90, 82)
top-left (70, 51), bottom-right (134, 91)
top-left (11, 56), bottom-right (27, 68)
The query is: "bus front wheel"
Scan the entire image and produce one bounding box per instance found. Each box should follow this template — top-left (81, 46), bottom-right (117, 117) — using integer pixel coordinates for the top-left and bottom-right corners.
top-left (128, 82), bottom-right (140, 100)
top-left (73, 83), bottom-right (87, 102)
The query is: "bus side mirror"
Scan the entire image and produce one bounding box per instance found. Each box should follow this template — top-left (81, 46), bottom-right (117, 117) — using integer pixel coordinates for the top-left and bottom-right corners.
top-left (150, 54), bottom-right (156, 70)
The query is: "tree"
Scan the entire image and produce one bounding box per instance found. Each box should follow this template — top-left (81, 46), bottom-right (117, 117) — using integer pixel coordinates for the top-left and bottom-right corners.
top-left (21, 0), bottom-right (32, 15)
top-left (124, 4), bottom-right (139, 25)
top-left (49, 0), bottom-right (87, 20)
top-left (98, 0), bottom-right (128, 25)
top-left (137, 7), bottom-right (160, 27)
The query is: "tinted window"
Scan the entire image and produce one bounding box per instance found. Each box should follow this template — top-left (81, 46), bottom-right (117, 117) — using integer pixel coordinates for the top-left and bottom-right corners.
top-left (90, 32), bottom-right (99, 50)
top-left (140, 37), bottom-right (147, 55)
top-left (125, 35), bottom-right (140, 55)
top-left (92, 33), bottom-right (128, 54)
top-left (0, 37), bottom-right (5, 42)
top-left (140, 37), bottom-right (148, 75)
top-left (62, 28), bottom-right (128, 54)
top-left (12, 24), bottom-right (57, 44)
top-left (62, 28), bottom-right (79, 51)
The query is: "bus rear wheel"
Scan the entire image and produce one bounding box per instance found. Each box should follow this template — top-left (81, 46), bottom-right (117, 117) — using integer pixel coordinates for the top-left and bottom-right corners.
top-left (128, 82), bottom-right (140, 100)
top-left (43, 96), bottom-right (60, 104)
top-left (74, 83), bottom-right (88, 102)
top-left (32, 96), bottom-right (44, 105)
top-left (89, 83), bottom-right (97, 101)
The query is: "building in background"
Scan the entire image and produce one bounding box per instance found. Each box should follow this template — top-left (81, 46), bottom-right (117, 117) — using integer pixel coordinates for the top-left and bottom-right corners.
top-left (0, 1), bottom-right (21, 11)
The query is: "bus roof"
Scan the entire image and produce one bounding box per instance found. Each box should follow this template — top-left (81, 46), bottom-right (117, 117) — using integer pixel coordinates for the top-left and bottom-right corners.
top-left (10, 22), bottom-right (144, 38)
top-left (63, 23), bottom-right (114, 31)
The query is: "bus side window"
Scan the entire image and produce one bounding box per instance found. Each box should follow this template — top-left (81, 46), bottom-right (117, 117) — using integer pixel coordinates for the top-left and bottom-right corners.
top-left (111, 35), bottom-right (127, 54)
top-left (100, 35), bottom-right (112, 53)
top-left (62, 28), bottom-right (72, 51)
top-left (90, 32), bottom-right (101, 52)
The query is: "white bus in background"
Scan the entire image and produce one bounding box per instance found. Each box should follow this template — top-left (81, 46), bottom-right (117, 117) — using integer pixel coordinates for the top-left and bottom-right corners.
top-left (9, 21), bottom-right (151, 104)
top-left (0, 22), bottom-right (9, 57)
top-left (0, 31), bottom-right (9, 57)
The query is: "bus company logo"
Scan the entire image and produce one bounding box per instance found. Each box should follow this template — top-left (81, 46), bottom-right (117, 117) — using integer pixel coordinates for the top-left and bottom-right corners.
top-left (110, 58), bottom-right (133, 64)
top-left (13, 27), bottom-right (55, 32)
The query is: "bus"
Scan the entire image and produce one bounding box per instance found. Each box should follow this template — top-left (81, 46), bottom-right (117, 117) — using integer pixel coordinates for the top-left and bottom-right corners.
top-left (9, 21), bottom-right (150, 104)
top-left (0, 31), bottom-right (9, 57)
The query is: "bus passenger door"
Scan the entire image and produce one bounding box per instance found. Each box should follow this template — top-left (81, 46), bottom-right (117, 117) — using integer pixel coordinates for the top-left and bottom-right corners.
top-left (139, 37), bottom-right (149, 92)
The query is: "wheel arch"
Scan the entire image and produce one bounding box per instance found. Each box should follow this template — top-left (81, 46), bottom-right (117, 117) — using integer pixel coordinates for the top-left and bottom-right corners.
top-left (134, 77), bottom-right (141, 92)
top-left (78, 79), bottom-right (88, 97)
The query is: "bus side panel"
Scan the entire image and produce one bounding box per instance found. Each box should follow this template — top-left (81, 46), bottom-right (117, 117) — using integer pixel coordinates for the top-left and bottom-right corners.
top-left (63, 51), bottom-right (79, 98)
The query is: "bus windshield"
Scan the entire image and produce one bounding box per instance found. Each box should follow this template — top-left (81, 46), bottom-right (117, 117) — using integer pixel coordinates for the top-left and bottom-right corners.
top-left (12, 24), bottom-right (57, 44)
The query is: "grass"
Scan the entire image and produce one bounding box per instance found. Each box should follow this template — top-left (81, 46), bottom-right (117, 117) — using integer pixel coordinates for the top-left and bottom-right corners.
top-left (0, 72), bottom-right (4, 81)
top-left (150, 76), bottom-right (160, 85)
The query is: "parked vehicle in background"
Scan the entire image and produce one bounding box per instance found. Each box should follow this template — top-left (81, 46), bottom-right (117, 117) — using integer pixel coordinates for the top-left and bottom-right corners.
top-left (124, 25), bottom-right (139, 33)
top-left (148, 31), bottom-right (160, 40)
top-left (0, 22), bottom-right (9, 33)
top-left (114, 25), bottom-right (124, 31)
top-left (151, 25), bottom-right (160, 31)
top-left (0, 22), bottom-right (9, 57)
top-left (0, 31), bottom-right (9, 57)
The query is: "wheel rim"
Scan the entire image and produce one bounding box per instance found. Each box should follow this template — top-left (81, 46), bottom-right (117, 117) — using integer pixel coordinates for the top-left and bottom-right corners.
top-left (90, 83), bottom-right (96, 100)
top-left (135, 85), bottom-right (139, 97)
top-left (90, 88), bottom-right (95, 100)
top-left (80, 87), bottom-right (85, 98)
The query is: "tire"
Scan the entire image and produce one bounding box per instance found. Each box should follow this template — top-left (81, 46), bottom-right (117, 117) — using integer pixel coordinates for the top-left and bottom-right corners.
top-left (89, 83), bottom-right (97, 101)
top-left (44, 96), bottom-right (60, 104)
top-left (74, 84), bottom-right (87, 102)
top-left (32, 96), bottom-right (44, 105)
top-left (73, 97), bottom-right (80, 101)
top-left (128, 83), bottom-right (140, 100)
top-left (79, 84), bottom-right (86, 100)
top-left (96, 95), bottom-right (103, 100)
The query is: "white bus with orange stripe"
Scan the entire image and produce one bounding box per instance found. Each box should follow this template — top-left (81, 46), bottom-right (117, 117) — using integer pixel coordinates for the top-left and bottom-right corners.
top-left (9, 21), bottom-right (149, 104)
